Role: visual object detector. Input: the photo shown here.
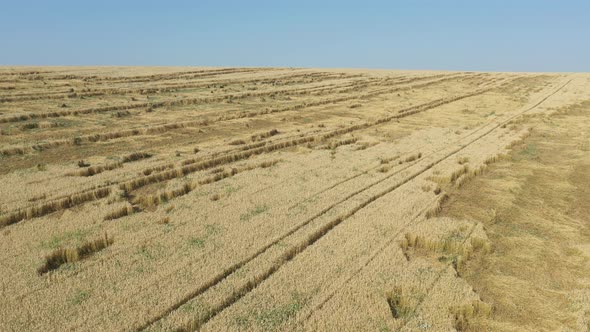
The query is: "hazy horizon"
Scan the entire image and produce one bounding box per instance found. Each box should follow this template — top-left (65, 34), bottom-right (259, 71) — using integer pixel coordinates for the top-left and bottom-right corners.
top-left (1, 0), bottom-right (589, 72)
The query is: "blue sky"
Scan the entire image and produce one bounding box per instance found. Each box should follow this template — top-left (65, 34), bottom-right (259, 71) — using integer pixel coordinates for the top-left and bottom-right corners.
top-left (1, 1), bottom-right (588, 71)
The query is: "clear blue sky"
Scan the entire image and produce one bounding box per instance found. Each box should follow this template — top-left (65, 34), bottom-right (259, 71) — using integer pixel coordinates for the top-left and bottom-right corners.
top-left (1, 1), bottom-right (589, 72)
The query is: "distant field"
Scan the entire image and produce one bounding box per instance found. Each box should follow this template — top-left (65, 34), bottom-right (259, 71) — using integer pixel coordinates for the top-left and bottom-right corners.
top-left (0, 67), bottom-right (588, 331)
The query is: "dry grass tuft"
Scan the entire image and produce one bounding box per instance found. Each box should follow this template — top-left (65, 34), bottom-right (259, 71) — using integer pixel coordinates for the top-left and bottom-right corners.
top-left (229, 139), bottom-right (247, 145)
top-left (458, 156), bottom-right (469, 165)
top-left (450, 165), bottom-right (470, 183)
top-left (454, 164), bottom-right (489, 188)
top-left (399, 227), bottom-right (490, 274)
top-left (135, 160), bottom-right (279, 208)
top-left (122, 152), bottom-right (152, 163)
top-left (452, 300), bottom-right (492, 331)
top-left (484, 153), bottom-right (508, 165)
top-left (104, 204), bottom-right (134, 221)
top-left (120, 135), bottom-right (306, 192)
top-left (251, 129), bottom-right (279, 142)
top-left (425, 193), bottom-right (448, 219)
top-left (73, 162), bottom-right (122, 177)
top-left (71, 153), bottom-right (152, 176)
top-left (209, 167), bottom-right (224, 174)
top-left (0, 187), bottom-right (111, 228)
top-left (400, 232), bottom-right (470, 258)
top-left (404, 152), bottom-right (422, 163)
top-left (380, 155), bottom-right (400, 164)
top-left (142, 163), bottom-right (174, 176)
top-left (0, 147), bottom-right (25, 156)
top-left (322, 137), bottom-right (358, 150)
top-left (385, 287), bottom-right (412, 319)
top-left (469, 237), bottom-right (491, 254)
top-left (354, 141), bottom-right (375, 150)
top-left (378, 165), bottom-right (391, 173)
top-left (429, 165), bottom-right (469, 185)
top-left (433, 186), bottom-right (442, 195)
top-left (37, 233), bottom-right (114, 275)
top-left (259, 160), bottom-right (279, 168)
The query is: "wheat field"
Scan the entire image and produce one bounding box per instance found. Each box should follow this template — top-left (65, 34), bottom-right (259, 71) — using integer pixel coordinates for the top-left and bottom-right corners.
top-left (0, 67), bottom-right (589, 331)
